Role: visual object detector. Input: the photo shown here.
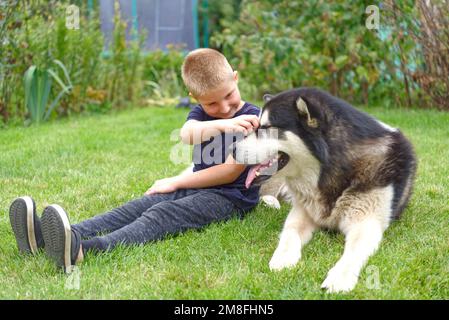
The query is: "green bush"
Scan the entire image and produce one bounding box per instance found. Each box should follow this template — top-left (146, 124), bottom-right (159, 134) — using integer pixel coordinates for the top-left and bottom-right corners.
top-left (211, 0), bottom-right (421, 106)
top-left (3, 0), bottom-right (443, 125)
top-left (382, 1), bottom-right (449, 110)
top-left (0, 0), bottom-right (105, 123)
top-left (0, 0), bottom-right (187, 125)
top-left (141, 46), bottom-right (186, 100)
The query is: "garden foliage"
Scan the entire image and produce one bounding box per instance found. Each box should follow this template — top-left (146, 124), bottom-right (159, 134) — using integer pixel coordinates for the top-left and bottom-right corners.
top-left (0, 0), bottom-right (447, 125)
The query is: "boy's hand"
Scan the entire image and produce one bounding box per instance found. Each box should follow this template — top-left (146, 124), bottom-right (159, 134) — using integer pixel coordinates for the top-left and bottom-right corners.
top-left (145, 176), bottom-right (181, 195)
top-left (219, 115), bottom-right (259, 135)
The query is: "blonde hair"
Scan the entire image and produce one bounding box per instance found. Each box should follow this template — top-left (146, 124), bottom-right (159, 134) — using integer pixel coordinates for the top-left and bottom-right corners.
top-left (181, 48), bottom-right (235, 97)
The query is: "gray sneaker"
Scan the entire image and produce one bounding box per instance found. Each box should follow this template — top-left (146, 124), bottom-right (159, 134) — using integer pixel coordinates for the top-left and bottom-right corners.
top-left (9, 196), bottom-right (45, 254)
top-left (41, 204), bottom-right (81, 273)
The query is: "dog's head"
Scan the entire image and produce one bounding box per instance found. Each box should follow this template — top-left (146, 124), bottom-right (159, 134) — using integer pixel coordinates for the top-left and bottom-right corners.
top-left (235, 89), bottom-right (329, 188)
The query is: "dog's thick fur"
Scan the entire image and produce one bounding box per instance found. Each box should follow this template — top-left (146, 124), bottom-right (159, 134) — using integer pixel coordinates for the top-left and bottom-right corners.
top-left (234, 87), bottom-right (417, 293)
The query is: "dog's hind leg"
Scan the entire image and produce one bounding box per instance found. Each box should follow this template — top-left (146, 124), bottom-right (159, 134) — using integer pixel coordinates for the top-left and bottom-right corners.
top-left (321, 185), bottom-right (393, 293)
top-left (269, 205), bottom-right (317, 271)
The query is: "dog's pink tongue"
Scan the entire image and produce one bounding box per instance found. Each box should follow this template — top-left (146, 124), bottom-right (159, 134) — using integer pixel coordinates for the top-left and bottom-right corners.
top-left (245, 164), bottom-right (262, 189)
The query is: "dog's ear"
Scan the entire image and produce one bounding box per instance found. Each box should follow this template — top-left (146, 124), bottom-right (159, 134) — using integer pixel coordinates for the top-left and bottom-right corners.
top-left (296, 97), bottom-right (318, 128)
top-left (263, 94), bottom-right (274, 102)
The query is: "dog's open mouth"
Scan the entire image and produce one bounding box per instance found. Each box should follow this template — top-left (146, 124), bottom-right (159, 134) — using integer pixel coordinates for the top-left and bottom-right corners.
top-left (245, 151), bottom-right (290, 188)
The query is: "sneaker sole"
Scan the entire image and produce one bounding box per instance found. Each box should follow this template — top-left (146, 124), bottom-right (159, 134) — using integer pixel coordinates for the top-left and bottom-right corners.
top-left (41, 205), bottom-right (72, 273)
top-left (9, 196), bottom-right (38, 254)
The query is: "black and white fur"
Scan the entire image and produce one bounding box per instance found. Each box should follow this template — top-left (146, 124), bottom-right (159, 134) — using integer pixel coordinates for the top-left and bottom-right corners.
top-left (234, 87), bottom-right (417, 293)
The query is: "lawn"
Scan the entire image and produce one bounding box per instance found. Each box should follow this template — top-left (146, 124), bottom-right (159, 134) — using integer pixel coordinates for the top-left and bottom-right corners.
top-left (0, 105), bottom-right (448, 299)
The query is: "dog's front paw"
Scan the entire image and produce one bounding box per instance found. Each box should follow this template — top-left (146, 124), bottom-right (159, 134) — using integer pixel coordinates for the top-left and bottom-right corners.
top-left (269, 233), bottom-right (301, 271)
top-left (269, 249), bottom-right (301, 271)
top-left (261, 195), bottom-right (281, 210)
top-left (321, 264), bottom-right (359, 293)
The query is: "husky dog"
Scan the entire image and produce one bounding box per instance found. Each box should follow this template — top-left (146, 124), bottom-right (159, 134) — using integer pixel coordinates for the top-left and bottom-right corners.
top-left (234, 87), bottom-right (417, 293)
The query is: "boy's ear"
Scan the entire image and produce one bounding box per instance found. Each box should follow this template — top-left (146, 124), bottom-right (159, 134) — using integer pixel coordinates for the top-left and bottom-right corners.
top-left (188, 92), bottom-right (199, 102)
top-left (263, 94), bottom-right (274, 102)
top-left (234, 70), bottom-right (239, 82)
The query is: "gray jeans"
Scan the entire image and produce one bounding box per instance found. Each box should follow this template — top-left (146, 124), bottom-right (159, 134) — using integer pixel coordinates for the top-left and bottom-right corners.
top-left (72, 189), bottom-right (237, 253)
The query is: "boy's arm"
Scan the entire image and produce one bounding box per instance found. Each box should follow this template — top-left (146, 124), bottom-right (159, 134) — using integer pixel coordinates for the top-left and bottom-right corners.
top-left (180, 120), bottom-right (224, 144)
top-left (177, 154), bottom-right (246, 189)
top-left (180, 115), bottom-right (259, 145)
top-left (145, 155), bottom-right (246, 195)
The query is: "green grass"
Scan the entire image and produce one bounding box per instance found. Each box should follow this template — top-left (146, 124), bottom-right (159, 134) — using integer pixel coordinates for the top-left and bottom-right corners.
top-left (0, 105), bottom-right (448, 299)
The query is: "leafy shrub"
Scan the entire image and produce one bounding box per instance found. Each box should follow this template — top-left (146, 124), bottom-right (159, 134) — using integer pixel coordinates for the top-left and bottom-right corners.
top-left (141, 46), bottom-right (186, 100)
top-left (0, 0), bottom-right (187, 125)
top-left (211, 0), bottom-right (446, 109)
top-left (0, 0), bottom-right (105, 123)
top-left (383, 0), bottom-right (449, 110)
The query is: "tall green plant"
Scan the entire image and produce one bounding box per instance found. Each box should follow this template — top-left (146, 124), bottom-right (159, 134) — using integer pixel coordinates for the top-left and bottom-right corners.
top-left (23, 60), bottom-right (72, 124)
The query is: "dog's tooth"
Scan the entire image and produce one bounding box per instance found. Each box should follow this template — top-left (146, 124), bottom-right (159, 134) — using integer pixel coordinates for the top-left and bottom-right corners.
top-left (255, 171), bottom-right (260, 176)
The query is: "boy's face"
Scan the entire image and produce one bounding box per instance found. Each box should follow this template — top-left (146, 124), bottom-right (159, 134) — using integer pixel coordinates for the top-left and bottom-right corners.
top-left (193, 71), bottom-right (244, 119)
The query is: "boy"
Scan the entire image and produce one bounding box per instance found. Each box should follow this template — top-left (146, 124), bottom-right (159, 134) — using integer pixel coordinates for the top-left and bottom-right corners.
top-left (9, 48), bottom-right (261, 272)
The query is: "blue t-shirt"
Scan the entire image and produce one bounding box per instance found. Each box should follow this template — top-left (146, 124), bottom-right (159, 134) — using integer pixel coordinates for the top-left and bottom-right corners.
top-left (186, 102), bottom-right (261, 212)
